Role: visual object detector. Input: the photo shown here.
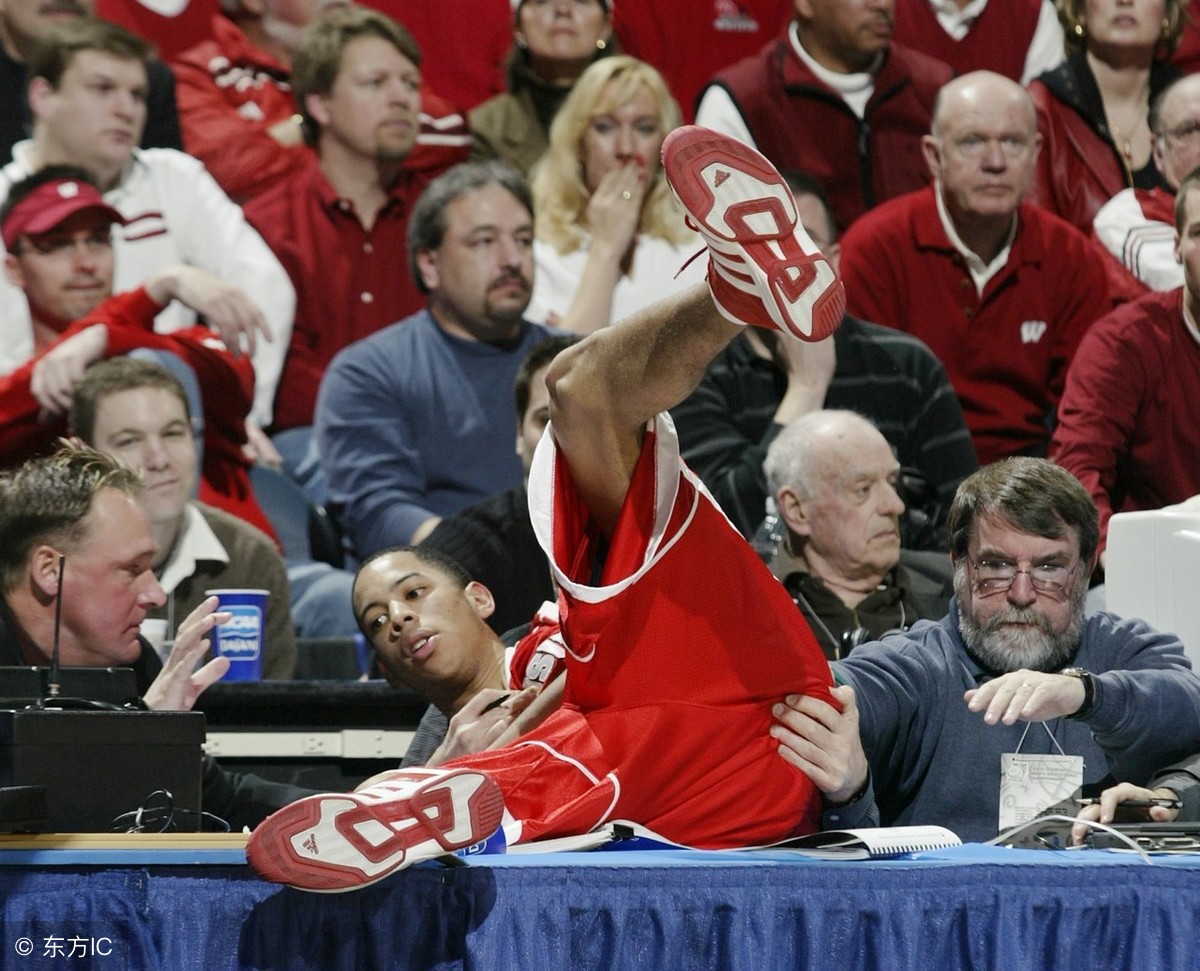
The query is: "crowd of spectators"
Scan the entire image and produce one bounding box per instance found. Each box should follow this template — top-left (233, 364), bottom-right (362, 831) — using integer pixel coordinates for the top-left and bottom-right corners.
top-left (5, 0), bottom-right (1200, 844)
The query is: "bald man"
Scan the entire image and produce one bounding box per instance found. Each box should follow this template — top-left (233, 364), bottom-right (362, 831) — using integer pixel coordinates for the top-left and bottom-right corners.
top-left (838, 70), bottom-right (1111, 465)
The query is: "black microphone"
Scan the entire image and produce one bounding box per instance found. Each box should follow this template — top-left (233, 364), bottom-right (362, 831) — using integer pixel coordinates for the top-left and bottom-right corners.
top-left (32, 553), bottom-right (133, 712)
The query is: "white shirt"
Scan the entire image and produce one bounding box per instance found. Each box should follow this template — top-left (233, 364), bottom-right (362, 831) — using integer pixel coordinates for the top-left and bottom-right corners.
top-left (0, 143), bottom-right (295, 426)
top-left (934, 182), bottom-right (1016, 296)
top-left (525, 232), bottom-right (707, 330)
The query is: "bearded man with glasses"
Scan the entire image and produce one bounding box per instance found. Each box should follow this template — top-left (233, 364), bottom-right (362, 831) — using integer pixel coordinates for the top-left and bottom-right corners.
top-left (771, 457), bottom-right (1200, 842)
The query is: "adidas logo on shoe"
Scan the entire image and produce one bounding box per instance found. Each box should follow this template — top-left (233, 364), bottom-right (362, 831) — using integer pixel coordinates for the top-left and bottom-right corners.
top-left (662, 126), bottom-right (845, 342)
top-left (246, 768), bottom-right (505, 892)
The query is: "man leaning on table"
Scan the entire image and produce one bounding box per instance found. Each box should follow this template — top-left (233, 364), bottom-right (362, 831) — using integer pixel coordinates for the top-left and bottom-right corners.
top-left (774, 457), bottom-right (1200, 842)
top-left (0, 444), bottom-right (315, 828)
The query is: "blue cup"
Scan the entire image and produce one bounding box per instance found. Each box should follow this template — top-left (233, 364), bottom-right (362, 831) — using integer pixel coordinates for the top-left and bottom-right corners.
top-left (205, 589), bottom-right (268, 681)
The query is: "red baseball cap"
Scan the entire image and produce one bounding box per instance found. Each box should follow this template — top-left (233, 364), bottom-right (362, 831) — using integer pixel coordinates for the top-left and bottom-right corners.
top-left (2, 178), bottom-right (126, 251)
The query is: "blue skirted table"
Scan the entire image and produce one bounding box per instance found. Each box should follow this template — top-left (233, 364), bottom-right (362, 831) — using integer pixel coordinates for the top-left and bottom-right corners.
top-left (0, 844), bottom-right (1198, 969)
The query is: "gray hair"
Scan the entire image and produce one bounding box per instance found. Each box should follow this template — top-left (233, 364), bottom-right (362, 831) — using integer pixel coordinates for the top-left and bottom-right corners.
top-left (764, 409), bottom-right (879, 499)
top-left (406, 161), bottom-right (533, 294)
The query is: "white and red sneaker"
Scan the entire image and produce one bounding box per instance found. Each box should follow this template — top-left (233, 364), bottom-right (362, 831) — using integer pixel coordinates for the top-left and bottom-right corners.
top-left (662, 125), bottom-right (845, 342)
top-left (246, 768), bottom-right (504, 892)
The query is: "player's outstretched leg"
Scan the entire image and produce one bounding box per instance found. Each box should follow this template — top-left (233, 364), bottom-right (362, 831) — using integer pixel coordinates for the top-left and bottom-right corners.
top-left (246, 768), bottom-right (504, 892)
top-left (662, 125), bottom-right (845, 342)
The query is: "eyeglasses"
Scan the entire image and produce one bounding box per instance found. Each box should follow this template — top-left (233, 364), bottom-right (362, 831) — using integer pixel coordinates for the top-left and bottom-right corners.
top-left (1158, 119), bottom-right (1200, 149)
top-left (967, 556), bottom-right (1078, 596)
top-left (12, 231), bottom-right (112, 258)
top-left (941, 135), bottom-right (1034, 160)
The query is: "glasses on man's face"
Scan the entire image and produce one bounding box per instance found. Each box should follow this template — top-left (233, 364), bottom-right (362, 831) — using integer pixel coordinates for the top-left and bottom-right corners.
top-left (967, 556), bottom-right (1078, 597)
top-left (943, 134), bottom-right (1034, 160)
top-left (1159, 119), bottom-right (1200, 149)
top-left (13, 230), bottom-right (113, 258)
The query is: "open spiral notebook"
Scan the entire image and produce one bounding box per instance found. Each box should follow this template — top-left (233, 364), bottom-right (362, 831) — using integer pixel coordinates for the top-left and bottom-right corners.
top-left (507, 823), bottom-right (961, 859)
top-left (773, 825), bottom-right (961, 859)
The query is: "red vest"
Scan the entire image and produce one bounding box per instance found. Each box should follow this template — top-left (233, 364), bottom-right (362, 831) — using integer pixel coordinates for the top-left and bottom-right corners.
top-left (892, 0), bottom-right (1044, 81)
top-left (713, 37), bottom-right (952, 232)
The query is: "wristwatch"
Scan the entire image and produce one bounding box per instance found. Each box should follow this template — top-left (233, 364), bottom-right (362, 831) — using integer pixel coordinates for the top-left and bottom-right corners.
top-left (1060, 667), bottom-right (1096, 719)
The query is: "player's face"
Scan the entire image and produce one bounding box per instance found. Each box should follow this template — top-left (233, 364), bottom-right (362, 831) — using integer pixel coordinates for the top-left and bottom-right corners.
top-left (309, 35), bottom-right (420, 162)
top-left (954, 514), bottom-right (1087, 673)
top-left (925, 79), bottom-right (1040, 228)
top-left (89, 387), bottom-right (198, 531)
top-left (417, 183), bottom-right (535, 342)
top-left (4, 210), bottom-right (115, 328)
top-left (579, 82), bottom-right (662, 195)
top-left (354, 551), bottom-right (496, 696)
top-left (517, 0), bottom-right (610, 83)
top-left (802, 425), bottom-right (905, 582)
top-left (32, 51), bottom-right (147, 184)
top-left (794, 0), bottom-right (894, 73)
top-left (53, 487), bottom-right (165, 666)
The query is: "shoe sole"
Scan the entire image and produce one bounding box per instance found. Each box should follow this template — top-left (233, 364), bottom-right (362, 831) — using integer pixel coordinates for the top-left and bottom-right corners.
top-left (663, 128), bottom-right (845, 342)
top-left (246, 769), bottom-right (504, 892)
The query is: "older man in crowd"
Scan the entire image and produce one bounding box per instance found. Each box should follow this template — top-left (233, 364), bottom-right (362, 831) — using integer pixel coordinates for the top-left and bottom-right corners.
top-left (839, 70), bottom-right (1110, 465)
top-left (764, 410), bottom-right (953, 659)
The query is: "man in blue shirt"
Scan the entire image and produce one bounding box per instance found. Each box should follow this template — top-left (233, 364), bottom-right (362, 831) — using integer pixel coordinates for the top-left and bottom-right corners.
top-left (316, 160), bottom-right (558, 559)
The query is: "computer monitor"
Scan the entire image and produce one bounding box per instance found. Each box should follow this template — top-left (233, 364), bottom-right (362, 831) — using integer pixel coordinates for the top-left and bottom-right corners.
top-left (1106, 507), bottom-right (1200, 668)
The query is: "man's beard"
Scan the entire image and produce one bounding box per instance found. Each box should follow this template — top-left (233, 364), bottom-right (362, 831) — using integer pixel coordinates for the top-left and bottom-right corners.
top-left (954, 567), bottom-right (1087, 673)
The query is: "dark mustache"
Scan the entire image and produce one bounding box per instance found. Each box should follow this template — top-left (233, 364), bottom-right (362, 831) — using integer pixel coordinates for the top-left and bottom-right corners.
top-left (490, 271), bottom-right (530, 290)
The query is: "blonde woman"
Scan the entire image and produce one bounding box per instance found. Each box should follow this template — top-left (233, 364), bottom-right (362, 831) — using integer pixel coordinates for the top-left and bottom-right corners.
top-left (527, 56), bottom-right (704, 334)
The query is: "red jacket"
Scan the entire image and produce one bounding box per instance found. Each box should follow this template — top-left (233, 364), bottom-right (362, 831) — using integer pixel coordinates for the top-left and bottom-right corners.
top-left (709, 33), bottom-right (952, 232)
top-left (173, 15), bottom-right (309, 204)
top-left (0, 288), bottom-right (275, 541)
top-left (172, 14), bottom-right (470, 203)
top-left (1028, 53), bottom-right (1177, 235)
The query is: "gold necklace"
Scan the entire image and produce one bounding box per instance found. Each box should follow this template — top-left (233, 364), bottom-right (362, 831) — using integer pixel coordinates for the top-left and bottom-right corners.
top-left (1107, 104), bottom-right (1148, 165)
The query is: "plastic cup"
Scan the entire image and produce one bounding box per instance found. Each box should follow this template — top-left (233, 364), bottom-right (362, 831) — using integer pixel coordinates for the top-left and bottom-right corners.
top-left (205, 589), bottom-right (269, 681)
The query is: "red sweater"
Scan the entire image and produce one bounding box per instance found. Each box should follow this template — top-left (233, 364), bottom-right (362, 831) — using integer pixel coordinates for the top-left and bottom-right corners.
top-left (1050, 288), bottom-right (1200, 550)
top-left (709, 35), bottom-right (952, 232)
top-left (0, 288), bottom-right (275, 540)
top-left (892, 0), bottom-right (1043, 81)
top-left (839, 188), bottom-right (1111, 464)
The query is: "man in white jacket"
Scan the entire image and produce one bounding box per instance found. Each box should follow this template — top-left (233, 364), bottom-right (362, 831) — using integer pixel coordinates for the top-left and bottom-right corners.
top-left (0, 17), bottom-right (294, 433)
